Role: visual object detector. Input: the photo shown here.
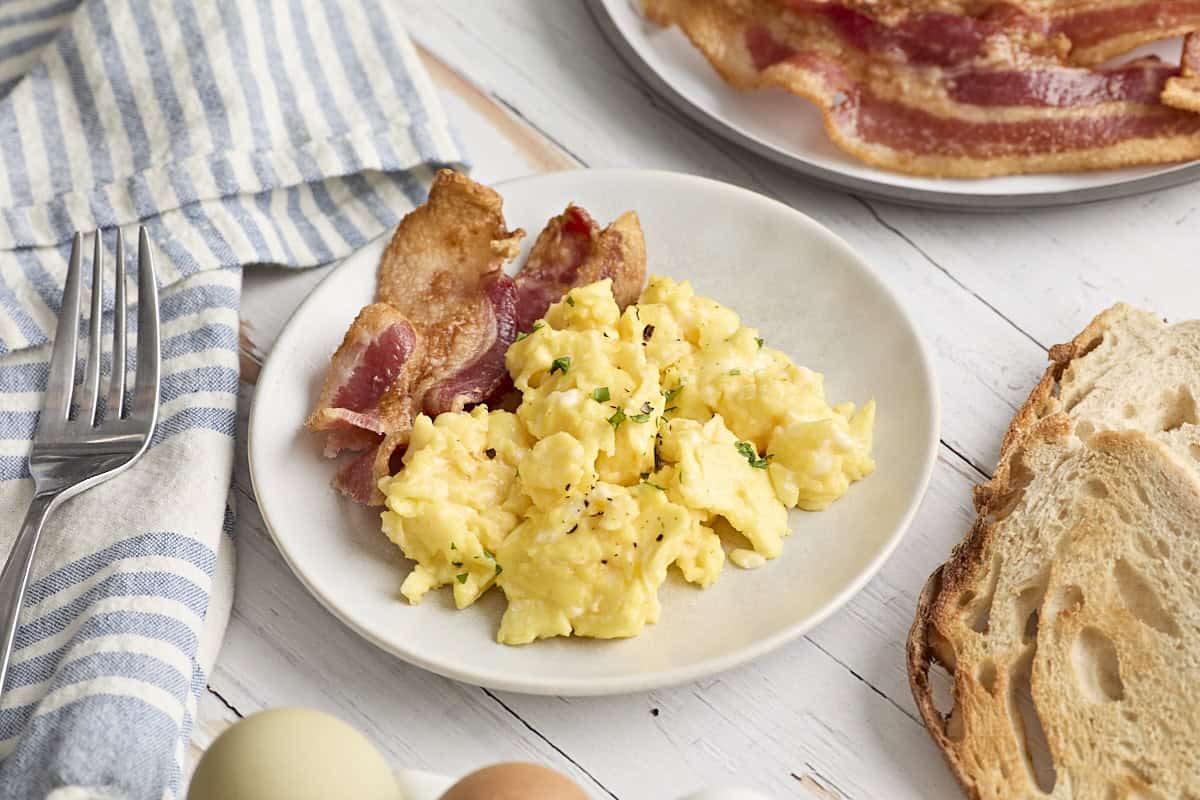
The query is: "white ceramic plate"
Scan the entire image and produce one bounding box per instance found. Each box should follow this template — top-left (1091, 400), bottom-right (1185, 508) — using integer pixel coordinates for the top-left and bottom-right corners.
top-left (249, 170), bottom-right (939, 695)
top-left (592, 0), bottom-right (1200, 209)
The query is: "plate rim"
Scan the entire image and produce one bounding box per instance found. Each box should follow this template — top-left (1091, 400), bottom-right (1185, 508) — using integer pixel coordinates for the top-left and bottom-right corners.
top-left (248, 168), bottom-right (941, 695)
top-left (588, 0), bottom-right (1200, 211)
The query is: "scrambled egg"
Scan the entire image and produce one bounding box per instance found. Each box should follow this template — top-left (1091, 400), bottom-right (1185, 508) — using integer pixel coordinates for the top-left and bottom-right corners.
top-left (379, 277), bottom-right (875, 645)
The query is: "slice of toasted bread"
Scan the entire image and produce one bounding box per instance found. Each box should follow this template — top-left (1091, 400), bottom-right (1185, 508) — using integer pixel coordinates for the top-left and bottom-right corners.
top-left (908, 305), bottom-right (1200, 800)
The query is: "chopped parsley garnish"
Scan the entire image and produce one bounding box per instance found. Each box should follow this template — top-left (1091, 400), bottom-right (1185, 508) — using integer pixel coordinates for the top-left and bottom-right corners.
top-left (455, 573), bottom-right (468, 584)
top-left (662, 386), bottom-right (682, 404)
top-left (451, 561), bottom-right (463, 567)
top-left (514, 321), bottom-right (545, 342)
top-left (593, 386), bottom-right (610, 403)
top-left (728, 369), bottom-right (741, 376)
top-left (484, 448), bottom-right (496, 459)
top-left (494, 563), bottom-right (503, 576)
top-left (735, 440), bottom-right (772, 469)
top-left (449, 542), bottom-right (456, 550)
top-left (566, 294), bottom-right (575, 306)
top-left (630, 412), bottom-right (652, 423)
top-left (482, 547), bottom-right (496, 561)
top-left (643, 324), bottom-right (655, 341)
top-left (549, 356), bottom-right (571, 376)
top-left (755, 337), bottom-right (764, 349)
top-left (608, 408), bottom-right (626, 430)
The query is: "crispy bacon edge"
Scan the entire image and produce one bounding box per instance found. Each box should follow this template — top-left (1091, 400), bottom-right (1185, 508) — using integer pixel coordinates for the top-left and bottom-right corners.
top-left (514, 205), bottom-right (646, 334)
top-left (1164, 32), bottom-right (1200, 114)
top-left (645, 0), bottom-right (1200, 178)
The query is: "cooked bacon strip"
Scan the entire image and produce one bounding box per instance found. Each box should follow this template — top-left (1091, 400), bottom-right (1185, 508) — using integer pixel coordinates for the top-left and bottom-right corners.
top-left (781, 2), bottom-right (1061, 67)
top-left (334, 172), bottom-right (524, 502)
top-left (305, 303), bottom-right (423, 458)
top-left (1164, 32), bottom-right (1200, 113)
top-left (514, 205), bottom-right (646, 334)
top-left (948, 59), bottom-right (1179, 108)
top-left (771, 0), bottom-right (1200, 65)
top-left (377, 170), bottom-right (524, 388)
top-left (1052, 1), bottom-right (1200, 65)
top-left (647, 0), bottom-right (1200, 177)
top-left (333, 438), bottom-right (385, 506)
top-left (422, 272), bottom-right (520, 415)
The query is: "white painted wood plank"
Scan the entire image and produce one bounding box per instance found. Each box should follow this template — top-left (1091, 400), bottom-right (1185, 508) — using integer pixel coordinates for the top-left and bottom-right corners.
top-left (867, 190), bottom-right (1200, 352)
top-left (184, 688), bottom-right (241, 780)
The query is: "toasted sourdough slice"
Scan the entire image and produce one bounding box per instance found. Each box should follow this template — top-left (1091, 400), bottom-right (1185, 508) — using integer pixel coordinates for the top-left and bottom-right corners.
top-left (908, 304), bottom-right (1200, 800)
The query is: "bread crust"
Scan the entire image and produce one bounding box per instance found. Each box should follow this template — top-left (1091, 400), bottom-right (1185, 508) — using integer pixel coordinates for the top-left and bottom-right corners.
top-left (905, 303), bottom-right (1147, 799)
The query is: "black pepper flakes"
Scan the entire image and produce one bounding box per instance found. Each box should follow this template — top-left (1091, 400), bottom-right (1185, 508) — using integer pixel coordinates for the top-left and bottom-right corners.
top-left (565, 483), bottom-right (571, 491)
top-left (643, 324), bottom-right (655, 341)
top-left (567, 523), bottom-right (579, 534)
top-left (601, 559), bottom-right (608, 565)
top-left (484, 448), bottom-right (496, 459)
top-left (650, 708), bottom-right (660, 717)
top-left (656, 534), bottom-right (664, 542)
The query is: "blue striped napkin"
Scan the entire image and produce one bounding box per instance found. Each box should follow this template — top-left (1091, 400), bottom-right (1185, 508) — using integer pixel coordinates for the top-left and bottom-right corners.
top-left (0, 2), bottom-right (461, 797)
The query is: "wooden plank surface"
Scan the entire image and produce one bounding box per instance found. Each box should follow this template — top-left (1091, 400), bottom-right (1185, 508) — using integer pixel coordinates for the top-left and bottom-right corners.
top-left (203, 2), bottom-right (1200, 798)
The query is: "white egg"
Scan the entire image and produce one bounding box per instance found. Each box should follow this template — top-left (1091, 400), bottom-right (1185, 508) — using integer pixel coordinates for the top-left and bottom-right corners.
top-left (188, 708), bottom-right (398, 800)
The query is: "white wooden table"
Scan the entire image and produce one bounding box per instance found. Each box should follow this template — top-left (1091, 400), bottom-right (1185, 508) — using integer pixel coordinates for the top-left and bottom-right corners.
top-left (186, 3), bottom-right (1200, 797)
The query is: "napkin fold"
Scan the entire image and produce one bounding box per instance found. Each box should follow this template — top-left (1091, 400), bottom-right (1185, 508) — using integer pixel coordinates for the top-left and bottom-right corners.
top-left (0, 1), bottom-right (461, 797)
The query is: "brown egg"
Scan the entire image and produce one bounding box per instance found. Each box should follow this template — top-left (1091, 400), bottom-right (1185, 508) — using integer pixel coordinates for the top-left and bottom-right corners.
top-left (439, 763), bottom-right (589, 800)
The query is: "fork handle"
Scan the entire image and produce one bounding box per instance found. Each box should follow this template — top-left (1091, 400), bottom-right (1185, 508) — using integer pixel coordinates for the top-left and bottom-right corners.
top-left (0, 491), bottom-right (58, 695)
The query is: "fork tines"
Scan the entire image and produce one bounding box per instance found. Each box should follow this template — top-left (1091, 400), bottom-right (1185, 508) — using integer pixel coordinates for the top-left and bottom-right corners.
top-left (39, 227), bottom-right (160, 435)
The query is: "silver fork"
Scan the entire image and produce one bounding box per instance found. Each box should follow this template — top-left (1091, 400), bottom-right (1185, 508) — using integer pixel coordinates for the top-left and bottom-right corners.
top-left (0, 228), bottom-right (160, 694)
